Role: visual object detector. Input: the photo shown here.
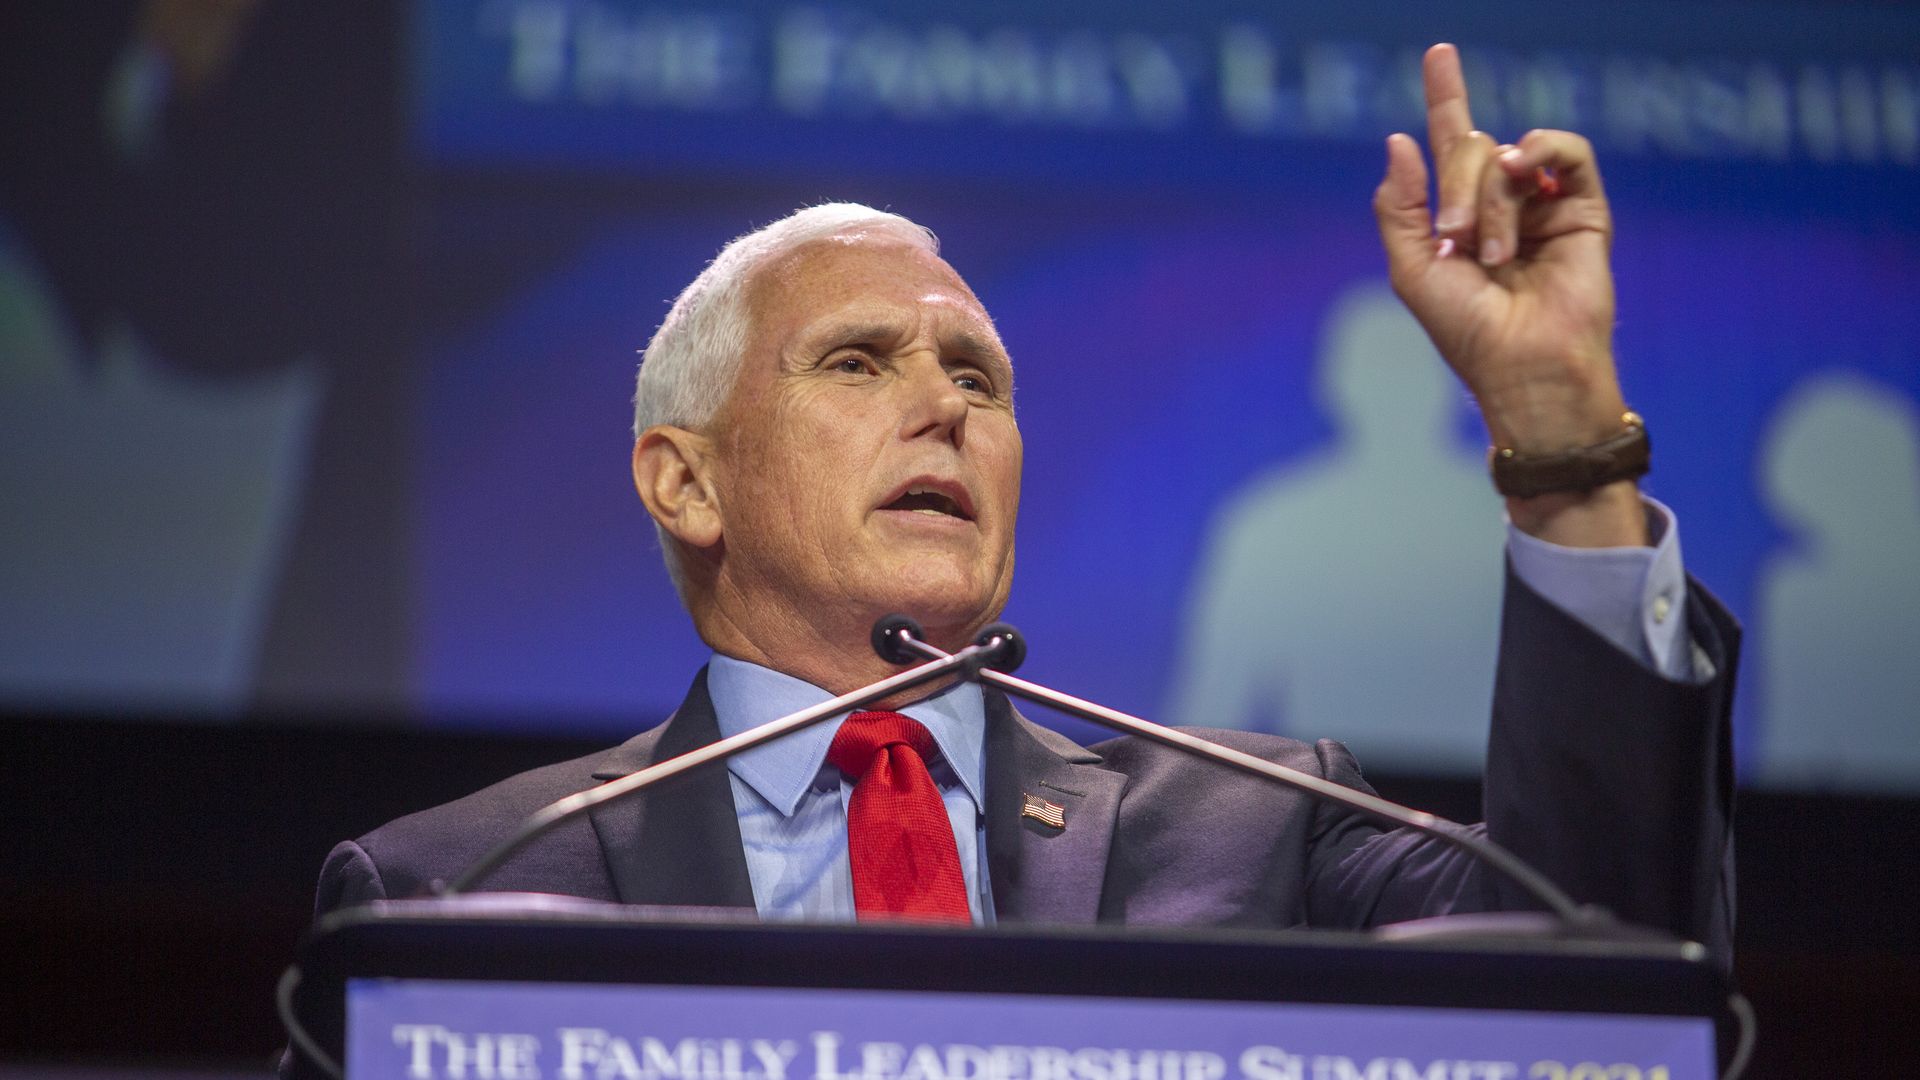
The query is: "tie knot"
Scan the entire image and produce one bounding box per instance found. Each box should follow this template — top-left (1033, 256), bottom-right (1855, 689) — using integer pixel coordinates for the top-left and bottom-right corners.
top-left (828, 711), bottom-right (938, 778)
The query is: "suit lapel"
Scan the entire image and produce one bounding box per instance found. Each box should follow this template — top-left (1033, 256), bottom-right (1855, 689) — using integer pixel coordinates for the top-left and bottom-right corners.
top-left (586, 668), bottom-right (758, 911)
top-left (983, 690), bottom-right (1127, 925)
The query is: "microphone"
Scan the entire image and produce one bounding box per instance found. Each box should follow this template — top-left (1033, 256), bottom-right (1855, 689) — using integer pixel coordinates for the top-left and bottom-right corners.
top-left (875, 616), bottom-right (1611, 936)
top-left (874, 615), bottom-right (1025, 673)
top-left (437, 632), bottom-right (1007, 897)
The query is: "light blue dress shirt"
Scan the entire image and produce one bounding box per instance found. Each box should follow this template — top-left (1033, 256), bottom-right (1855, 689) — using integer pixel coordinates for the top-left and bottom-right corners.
top-left (707, 655), bottom-right (995, 922)
top-left (707, 497), bottom-right (1700, 923)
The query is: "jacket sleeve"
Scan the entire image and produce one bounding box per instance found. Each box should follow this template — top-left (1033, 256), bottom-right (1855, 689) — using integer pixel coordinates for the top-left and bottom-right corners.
top-left (281, 842), bottom-right (388, 1080)
top-left (314, 838), bottom-right (390, 915)
top-left (1307, 563), bottom-right (1739, 967)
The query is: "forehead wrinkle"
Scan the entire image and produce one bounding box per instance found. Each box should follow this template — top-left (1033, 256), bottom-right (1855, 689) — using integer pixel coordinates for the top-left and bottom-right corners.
top-left (750, 237), bottom-right (1010, 379)
top-left (780, 311), bottom-right (911, 373)
top-left (804, 315), bottom-right (915, 351)
top-left (790, 296), bottom-right (999, 353)
top-left (917, 286), bottom-right (979, 308)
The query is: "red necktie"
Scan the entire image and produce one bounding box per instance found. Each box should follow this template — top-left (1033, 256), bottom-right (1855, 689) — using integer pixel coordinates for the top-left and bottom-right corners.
top-left (827, 711), bottom-right (971, 923)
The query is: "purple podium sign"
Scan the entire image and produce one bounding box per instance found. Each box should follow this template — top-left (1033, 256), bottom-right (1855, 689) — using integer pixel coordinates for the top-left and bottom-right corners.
top-left (346, 979), bottom-right (1713, 1080)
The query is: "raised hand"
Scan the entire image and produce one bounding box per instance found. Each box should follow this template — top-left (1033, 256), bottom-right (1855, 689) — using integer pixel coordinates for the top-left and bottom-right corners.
top-left (1374, 43), bottom-right (1645, 546)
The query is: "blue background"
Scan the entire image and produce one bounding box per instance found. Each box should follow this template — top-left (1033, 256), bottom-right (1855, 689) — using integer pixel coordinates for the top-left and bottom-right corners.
top-left (405, 0), bottom-right (1920, 791)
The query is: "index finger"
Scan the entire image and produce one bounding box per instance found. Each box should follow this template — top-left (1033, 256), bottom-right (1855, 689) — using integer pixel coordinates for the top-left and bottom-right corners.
top-left (1423, 43), bottom-right (1475, 157)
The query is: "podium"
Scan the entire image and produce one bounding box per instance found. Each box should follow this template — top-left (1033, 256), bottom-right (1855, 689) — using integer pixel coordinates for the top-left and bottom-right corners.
top-left (286, 897), bottom-right (1735, 1080)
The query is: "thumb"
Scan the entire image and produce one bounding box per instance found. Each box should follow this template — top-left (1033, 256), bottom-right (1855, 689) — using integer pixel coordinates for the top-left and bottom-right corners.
top-left (1374, 133), bottom-right (1435, 290)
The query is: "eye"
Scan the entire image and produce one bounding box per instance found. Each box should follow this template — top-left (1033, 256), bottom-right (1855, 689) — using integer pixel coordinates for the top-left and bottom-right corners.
top-left (953, 372), bottom-right (990, 395)
top-left (833, 354), bottom-right (873, 375)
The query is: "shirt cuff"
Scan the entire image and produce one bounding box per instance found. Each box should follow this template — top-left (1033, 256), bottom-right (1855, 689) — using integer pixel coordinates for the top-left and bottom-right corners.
top-left (1505, 497), bottom-right (1700, 682)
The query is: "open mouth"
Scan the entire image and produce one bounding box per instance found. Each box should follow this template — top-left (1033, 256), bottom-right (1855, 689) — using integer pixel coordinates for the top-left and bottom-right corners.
top-left (880, 484), bottom-right (974, 521)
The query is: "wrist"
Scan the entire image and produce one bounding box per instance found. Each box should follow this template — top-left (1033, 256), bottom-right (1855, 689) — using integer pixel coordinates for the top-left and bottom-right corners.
top-left (1490, 410), bottom-right (1649, 499)
top-left (1507, 479), bottom-right (1648, 548)
top-left (1473, 354), bottom-right (1626, 454)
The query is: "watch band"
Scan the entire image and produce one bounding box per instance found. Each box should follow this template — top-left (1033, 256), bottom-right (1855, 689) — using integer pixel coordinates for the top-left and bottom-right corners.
top-left (1488, 411), bottom-right (1650, 498)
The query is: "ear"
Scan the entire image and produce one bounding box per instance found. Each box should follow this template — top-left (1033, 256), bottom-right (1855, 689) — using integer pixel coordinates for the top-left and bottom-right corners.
top-left (633, 426), bottom-right (724, 550)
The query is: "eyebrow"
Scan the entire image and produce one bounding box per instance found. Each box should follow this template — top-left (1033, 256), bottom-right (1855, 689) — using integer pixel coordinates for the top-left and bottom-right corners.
top-left (944, 328), bottom-right (1005, 363)
top-left (947, 330), bottom-right (1016, 390)
top-left (806, 320), bottom-right (1012, 373)
top-left (810, 320), bottom-right (911, 351)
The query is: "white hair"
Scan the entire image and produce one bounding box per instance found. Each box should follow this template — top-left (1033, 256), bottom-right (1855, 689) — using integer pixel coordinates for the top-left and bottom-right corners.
top-left (633, 202), bottom-right (939, 436)
top-left (633, 202), bottom-right (941, 599)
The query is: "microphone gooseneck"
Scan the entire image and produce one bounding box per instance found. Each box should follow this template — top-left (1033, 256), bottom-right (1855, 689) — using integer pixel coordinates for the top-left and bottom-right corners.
top-left (877, 620), bottom-right (1604, 933)
top-left (447, 615), bottom-right (1605, 934)
top-left (438, 632), bottom-right (1004, 897)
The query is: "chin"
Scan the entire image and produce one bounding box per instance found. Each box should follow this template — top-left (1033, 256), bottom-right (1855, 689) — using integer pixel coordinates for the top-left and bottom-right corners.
top-left (886, 588), bottom-right (992, 628)
top-left (856, 546), bottom-right (1011, 636)
top-left (867, 573), bottom-right (1001, 638)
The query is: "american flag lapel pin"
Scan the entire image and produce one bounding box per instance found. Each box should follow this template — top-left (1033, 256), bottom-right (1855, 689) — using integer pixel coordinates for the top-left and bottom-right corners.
top-left (1021, 792), bottom-right (1067, 830)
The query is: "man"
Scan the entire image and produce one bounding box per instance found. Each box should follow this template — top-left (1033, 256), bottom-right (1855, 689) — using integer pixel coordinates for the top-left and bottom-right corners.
top-left (313, 46), bottom-right (1734, 952)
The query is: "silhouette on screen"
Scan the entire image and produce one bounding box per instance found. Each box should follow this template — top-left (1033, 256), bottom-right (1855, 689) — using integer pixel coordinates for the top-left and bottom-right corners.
top-left (1756, 373), bottom-right (1920, 791)
top-left (1168, 283), bottom-right (1504, 773)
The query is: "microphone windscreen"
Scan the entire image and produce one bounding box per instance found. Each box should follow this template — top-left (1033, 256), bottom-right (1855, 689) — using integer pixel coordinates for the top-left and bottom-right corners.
top-left (870, 613), bottom-right (926, 665)
top-left (974, 623), bottom-right (1026, 673)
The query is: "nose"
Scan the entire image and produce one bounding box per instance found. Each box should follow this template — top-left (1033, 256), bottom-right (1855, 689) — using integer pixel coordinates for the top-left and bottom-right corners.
top-left (898, 355), bottom-right (969, 446)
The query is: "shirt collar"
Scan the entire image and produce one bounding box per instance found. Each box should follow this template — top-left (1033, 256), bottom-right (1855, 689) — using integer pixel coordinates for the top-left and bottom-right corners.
top-left (705, 653), bottom-right (987, 819)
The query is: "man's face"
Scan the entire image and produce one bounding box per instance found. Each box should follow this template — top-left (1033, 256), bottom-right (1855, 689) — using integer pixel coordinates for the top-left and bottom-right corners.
top-left (705, 233), bottom-right (1022, 641)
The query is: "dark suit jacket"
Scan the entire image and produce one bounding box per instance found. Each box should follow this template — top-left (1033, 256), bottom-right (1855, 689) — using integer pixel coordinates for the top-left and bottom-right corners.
top-left (317, 567), bottom-right (1738, 957)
